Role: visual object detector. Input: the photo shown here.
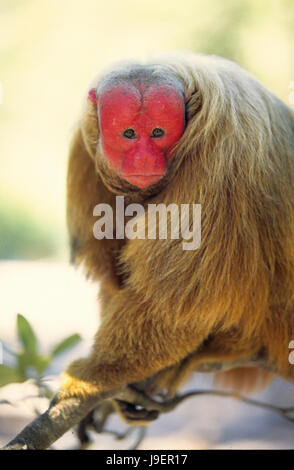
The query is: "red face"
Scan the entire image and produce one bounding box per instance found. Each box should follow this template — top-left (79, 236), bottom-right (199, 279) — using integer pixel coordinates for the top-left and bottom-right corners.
top-left (98, 82), bottom-right (185, 188)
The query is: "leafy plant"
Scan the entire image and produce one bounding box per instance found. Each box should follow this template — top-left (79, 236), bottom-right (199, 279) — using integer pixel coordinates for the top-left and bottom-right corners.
top-left (0, 314), bottom-right (81, 395)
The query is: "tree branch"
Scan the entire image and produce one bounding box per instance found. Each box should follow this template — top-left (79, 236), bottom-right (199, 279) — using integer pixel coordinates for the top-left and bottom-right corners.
top-left (2, 382), bottom-right (294, 450)
top-left (1, 390), bottom-right (115, 450)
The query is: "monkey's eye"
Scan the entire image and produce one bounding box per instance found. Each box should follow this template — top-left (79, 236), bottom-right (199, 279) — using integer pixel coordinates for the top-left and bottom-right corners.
top-left (151, 127), bottom-right (165, 138)
top-left (122, 128), bottom-right (137, 139)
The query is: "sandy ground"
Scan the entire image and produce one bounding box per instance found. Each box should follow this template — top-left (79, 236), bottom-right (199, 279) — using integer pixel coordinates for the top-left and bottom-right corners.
top-left (0, 260), bottom-right (294, 450)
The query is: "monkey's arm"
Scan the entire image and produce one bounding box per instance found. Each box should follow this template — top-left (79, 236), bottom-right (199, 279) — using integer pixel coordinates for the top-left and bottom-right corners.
top-left (59, 285), bottom-right (206, 400)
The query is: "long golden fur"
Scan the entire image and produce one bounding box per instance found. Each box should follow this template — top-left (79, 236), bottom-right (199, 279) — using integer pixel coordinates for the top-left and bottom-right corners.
top-left (62, 52), bottom-right (294, 403)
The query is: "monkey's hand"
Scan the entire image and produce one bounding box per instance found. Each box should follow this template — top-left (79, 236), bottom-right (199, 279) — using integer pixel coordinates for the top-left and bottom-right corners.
top-left (54, 358), bottom-right (122, 404)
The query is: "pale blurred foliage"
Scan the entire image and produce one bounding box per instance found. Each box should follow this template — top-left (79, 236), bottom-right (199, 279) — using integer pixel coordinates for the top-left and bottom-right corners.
top-left (0, 0), bottom-right (293, 258)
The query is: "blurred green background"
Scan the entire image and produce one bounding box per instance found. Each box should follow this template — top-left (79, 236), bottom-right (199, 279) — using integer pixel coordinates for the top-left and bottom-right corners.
top-left (0, 0), bottom-right (293, 260)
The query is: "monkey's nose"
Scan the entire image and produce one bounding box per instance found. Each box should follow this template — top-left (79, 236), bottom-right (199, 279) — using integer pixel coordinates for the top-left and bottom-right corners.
top-left (131, 152), bottom-right (164, 174)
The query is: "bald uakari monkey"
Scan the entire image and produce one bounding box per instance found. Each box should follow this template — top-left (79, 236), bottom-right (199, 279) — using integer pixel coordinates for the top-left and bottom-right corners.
top-left (60, 52), bottom-right (294, 419)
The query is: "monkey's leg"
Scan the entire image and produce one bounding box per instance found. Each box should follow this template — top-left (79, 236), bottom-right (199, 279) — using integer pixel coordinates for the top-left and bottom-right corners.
top-left (126, 332), bottom-right (271, 400)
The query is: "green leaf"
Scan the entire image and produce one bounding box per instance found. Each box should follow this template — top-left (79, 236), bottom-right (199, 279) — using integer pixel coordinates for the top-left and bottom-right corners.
top-left (17, 314), bottom-right (38, 355)
top-left (0, 365), bottom-right (23, 387)
top-left (51, 334), bottom-right (81, 357)
top-left (17, 351), bottom-right (50, 377)
top-left (17, 352), bottom-right (34, 379)
top-left (33, 355), bottom-right (51, 375)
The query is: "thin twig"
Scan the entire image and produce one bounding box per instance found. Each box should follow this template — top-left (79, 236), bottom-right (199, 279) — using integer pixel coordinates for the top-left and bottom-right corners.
top-left (117, 386), bottom-right (294, 420)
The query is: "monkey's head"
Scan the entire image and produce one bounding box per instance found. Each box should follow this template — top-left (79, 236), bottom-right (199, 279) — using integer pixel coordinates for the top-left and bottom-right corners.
top-left (87, 66), bottom-right (186, 191)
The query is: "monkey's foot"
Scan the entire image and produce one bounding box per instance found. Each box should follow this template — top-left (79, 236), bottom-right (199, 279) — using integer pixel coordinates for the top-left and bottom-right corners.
top-left (114, 399), bottom-right (159, 425)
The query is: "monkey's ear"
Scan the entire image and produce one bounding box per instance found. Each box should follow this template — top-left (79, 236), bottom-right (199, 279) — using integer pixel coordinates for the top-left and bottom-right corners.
top-left (80, 89), bottom-right (99, 159)
top-left (88, 88), bottom-right (98, 105)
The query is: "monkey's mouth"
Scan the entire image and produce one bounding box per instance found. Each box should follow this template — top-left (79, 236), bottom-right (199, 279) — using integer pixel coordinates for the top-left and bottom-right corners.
top-left (121, 174), bottom-right (164, 189)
